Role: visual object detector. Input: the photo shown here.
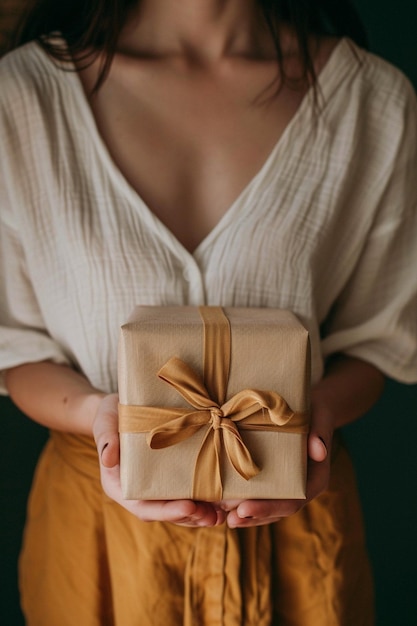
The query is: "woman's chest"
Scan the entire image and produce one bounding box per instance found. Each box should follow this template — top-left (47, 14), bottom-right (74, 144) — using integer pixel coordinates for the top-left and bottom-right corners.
top-left (84, 60), bottom-right (306, 253)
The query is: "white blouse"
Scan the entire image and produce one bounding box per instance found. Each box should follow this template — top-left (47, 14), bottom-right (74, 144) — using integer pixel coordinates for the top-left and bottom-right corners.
top-left (1, 38), bottom-right (417, 394)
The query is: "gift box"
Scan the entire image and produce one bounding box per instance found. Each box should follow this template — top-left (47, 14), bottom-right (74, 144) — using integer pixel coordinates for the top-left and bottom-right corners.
top-left (118, 306), bottom-right (310, 501)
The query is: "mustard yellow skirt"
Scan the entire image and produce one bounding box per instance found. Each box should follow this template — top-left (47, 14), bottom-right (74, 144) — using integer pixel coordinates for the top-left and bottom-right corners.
top-left (19, 431), bottom-right (374, 625)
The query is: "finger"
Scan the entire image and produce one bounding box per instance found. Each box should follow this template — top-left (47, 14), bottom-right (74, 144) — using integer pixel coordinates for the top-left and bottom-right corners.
top-left (306, 413), bottom-right (332, 497)
top-left (228, 517), bottom-right (282, 528)
top-left (226, 509), bottom-right (283, 528)
top-left (227, 495), bottom-right (306, 528)
top-left (128, 499), bottom-right (197, 522)
top-left (237, 499), bottom-right (301, 519)
top-left (134, 500), bottom-right (219, 526)
top-left (93, 394), bottom-right (120, 468)
top-left (308, 433), bottom-right (328, 463)
top-left (305, 455), bottom-right (330, 500)
top-left (216, 499), bottom-right (244, 512)
top-left (99, 433), bottom-right (120, 468)
top-left (214, 508), bottom-right (227, 526)
top-left (187, 501), bottom-right (219, 526)
top-left (307, 399), bottom-right (333, 463)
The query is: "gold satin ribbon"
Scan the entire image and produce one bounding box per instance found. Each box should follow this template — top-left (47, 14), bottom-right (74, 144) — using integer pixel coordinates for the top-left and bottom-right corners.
top-left (119, 306), bottom-right (309, 500)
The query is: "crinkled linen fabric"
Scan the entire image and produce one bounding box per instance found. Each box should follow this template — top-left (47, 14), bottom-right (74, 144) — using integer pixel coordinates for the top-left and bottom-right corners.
top-left (1, 37), bottom-right (417, 625)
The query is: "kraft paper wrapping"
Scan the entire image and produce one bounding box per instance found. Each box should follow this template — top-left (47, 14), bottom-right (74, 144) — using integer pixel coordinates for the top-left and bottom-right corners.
top-left (118, 306), bottom-right (310, 501)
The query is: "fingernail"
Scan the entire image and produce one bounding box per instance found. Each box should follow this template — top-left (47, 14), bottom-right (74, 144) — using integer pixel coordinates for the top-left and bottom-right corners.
top-left (318, 436), bottom-right (327, 451)
top-left (237, 509), bottom-right (253, 519)
top-left (101, 442), bottom-right (109, 459)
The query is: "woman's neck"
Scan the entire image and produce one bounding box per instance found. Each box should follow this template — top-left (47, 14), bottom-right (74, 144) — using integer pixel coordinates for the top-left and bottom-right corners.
top-left (119, 0), bottom-right (274, 63)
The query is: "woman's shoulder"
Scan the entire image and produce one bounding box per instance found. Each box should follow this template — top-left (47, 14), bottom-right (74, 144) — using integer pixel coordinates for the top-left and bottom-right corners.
top-left (319, 37), bottom-right (417, 153)
top-left (1, 41), bottom-right (45, 85)
top-left (0, 40), bottom-right (82, 195)
top-left (338, 38), bottom-right (416, 108)
top-left (0, 39), bottom-right (71, 111)
top-left (0, 43), bottom-right (44, 117)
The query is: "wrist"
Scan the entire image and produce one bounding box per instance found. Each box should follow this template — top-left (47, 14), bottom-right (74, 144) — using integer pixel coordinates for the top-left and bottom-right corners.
top-left (66, 390), bottom-right (107, 436)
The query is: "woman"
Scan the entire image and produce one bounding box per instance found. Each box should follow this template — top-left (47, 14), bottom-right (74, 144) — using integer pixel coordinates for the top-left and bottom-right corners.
top-left (1, 0), bottom-right (416, 624)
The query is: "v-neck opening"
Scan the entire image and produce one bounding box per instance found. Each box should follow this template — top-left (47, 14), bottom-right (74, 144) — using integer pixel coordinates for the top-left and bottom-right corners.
top-left (38, 36), bottom-right (356, 259)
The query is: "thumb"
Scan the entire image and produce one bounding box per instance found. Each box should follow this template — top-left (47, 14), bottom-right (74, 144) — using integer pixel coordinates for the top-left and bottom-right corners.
top-left (307, 402), bottom-right (334, 463)
top-left (308, 434), bottom-right (328, 463)
top-left (93, 393), bottom-right (120, 468)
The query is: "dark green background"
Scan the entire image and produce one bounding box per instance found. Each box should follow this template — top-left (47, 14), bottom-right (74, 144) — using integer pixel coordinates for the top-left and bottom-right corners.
top-left (1, 1), bottom-right (416, 624)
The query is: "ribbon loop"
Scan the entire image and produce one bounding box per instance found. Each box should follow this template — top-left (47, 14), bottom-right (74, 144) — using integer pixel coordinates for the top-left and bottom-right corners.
top-left (158, 357), bottom-right (216, 410)
top-left (147, 410), bottom-right (208, 449)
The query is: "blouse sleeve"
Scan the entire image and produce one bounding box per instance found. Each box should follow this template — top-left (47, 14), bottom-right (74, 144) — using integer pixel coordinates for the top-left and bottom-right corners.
top-left (321, 80), bottom-right (417, 383)
top-left (0, 214), bottom-right (71, 394)
top-left (0, 51), bottom-right (71, 394)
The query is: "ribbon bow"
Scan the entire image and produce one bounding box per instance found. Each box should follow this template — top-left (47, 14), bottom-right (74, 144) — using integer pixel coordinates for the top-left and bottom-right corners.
top-left (147, 356), bottom-right (299, 499)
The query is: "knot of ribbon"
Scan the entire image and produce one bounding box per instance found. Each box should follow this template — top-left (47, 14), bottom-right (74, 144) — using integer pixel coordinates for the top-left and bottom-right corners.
top-left (210, 408), bottom-right (223, 429)
top-left (118, 306), bottom-right (309, 500)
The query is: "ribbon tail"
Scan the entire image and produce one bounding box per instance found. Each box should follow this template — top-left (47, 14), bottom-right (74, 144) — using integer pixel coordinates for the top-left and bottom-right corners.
top-left (222, 422), bottom-right (260, 481)
top-left (192, 427), bottom-right (223, 501)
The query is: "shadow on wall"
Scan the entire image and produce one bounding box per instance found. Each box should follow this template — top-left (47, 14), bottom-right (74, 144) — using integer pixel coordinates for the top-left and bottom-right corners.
top-left (343, 381), bottom-right (417, 626)
top-left (0, 400), bottom-right (48, 626)
top-left (0, 2), bottom-right (44, 625)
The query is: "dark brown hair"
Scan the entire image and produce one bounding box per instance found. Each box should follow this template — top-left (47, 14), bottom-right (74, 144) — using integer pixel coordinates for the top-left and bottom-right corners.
top-left (14, 0), bottom-right (368, 91)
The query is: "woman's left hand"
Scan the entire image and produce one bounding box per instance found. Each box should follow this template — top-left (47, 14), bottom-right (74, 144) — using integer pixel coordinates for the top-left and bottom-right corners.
top-left (223, 400), bottom-right (334, 528)
top-left (223, 354), bottom-right (385, 527)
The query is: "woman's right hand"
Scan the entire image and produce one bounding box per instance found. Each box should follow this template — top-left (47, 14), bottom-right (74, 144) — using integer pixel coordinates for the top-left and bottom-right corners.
top-left (92, 394), bottom-right (226, 527)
